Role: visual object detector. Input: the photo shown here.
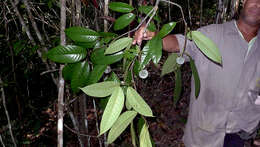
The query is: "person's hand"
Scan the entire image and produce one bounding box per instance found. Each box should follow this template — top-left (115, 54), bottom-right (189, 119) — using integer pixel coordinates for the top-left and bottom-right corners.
top-left (132, 24), bottom-right (156, 46)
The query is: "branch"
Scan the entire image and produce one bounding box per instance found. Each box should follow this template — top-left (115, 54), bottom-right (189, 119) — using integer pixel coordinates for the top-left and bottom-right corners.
top-left (0, 133), bottom-right (5, 147)
top-left (68, 111), bottom-right (84, 147)
top-left (0, 78), bottom-right (17, 147)
top-left (114, 4), bottom-right (157, 41)
top-left (159, 0), bottom-right (189, 57)
top-left (93, 99), bottom-right (103, 147)
top-left (64, 124), bottom-right (99, 138)
top-left (57, 0), bottom-right (66, 145)
top-left (10, 0), bottom-right (58, 85)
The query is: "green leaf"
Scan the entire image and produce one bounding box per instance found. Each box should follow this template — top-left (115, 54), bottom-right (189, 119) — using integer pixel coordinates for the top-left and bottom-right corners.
top-left (137, 18), bottom-right (156, 32)
top-left (75, 41), bottom-right (97, 49)
top-left (87, 64), bottom-right (107, 85)
top-left (62, 63), bottom-right (77, 80)
top-left (99, 32), bottom-right (118, 44)
top-left (99, 32), bottom-right (118, 38)
top-left (106, 72), bottom-right (121, 83)
top-left (158, 22), bottom-right (176, 38)
top-left (100, 87), bottom-right (125, 135)
top-left (99, 72), bottom-right (120, 110)
top-left (107, 111), bottom-right (137, 144)
top-left (138, 5), bottom-right (161, 22)
top-left (125, 95), bottom-right (132, 110)
top-left (133, 60), bottom-right (141, 76)
top-left (114, 13), bottom-right (136, 31)
top-left (109, 2), bottom-right (134, 13)
top-left (137, 117), bottom-right (145, 134)
top-left (131, 122), bottom-right (137, 147)
top-left (127, 87), bottom-right (153, 117)
top-left (81, 81), bottom-right (120, 97)
top-left (91, 48), bottom-right (123, 65)
top-left (188, 31), bottom-right (222, 64)
top-left (147, 22), bottom-right (157, 32)
top-left (47, 45), bottom-right (86, 63)
top-left (71, 61), bottom-right (90, 93)
top-left (139, 123), bottom-right (152, 147)
top-left (173, 68), bottom-right (182, 106)
top-left (161, 53), bottom-right (178, 77)
top-left (105, 37), bottom-right (133, 55)
top-left (13, 40), bottom-right (26, 56)
top-left (140, 42), bottom-right (152, 70)
top-left (65, 27), bottom-right (99, 42)
top-left (189, 57), bottom-right (200, 98)
top-left (150, 35), bottom-right (162, 64)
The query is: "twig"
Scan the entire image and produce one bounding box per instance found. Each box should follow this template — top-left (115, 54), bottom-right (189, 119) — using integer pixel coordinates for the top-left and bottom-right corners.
top-left (144, 0), bottom-right (160, 33)
top-left (64, 124), bottom-right (98, 138)
top-left (159, 0), bottom-right (188, 56)
top-left (40, 69), bottom-right (59, 75)
top-left (114, 5), bottom-right (157, 41)
top-left (187, 0), bottom-right (192, 26)
top-left (104, 0), bottom-right (109, 32)
top-left (0, 133), bottom-right (5, 147)
top-left (200, 0), bottom-right (203, 26)
top-left (69, 111), bottom-right (84, 147)
top-left (10, 0), bottom-right (58, 86)
top-left (57, 65), bottom-right (65, 147)
top-left (160, 0), bottom-right (187, 26)
top-left (93, 99), bottom-right (103, 147)
top-left (0, 78), bottom-right (17, 147)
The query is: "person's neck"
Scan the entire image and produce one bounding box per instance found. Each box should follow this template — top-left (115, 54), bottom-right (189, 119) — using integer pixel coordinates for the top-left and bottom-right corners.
top-left (237, 19), bottom-right (259, 42)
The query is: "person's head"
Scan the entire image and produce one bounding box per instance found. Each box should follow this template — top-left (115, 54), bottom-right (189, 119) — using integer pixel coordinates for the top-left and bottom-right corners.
top-left (239, 0), bottom-right (260, 27)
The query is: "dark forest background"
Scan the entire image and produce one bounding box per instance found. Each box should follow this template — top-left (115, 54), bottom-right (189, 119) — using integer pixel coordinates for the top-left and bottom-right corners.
top-left (0, 0), bottom-right (245, 146)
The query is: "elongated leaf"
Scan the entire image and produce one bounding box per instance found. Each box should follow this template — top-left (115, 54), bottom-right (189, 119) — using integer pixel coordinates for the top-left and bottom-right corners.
top-left (91, 48), bottom-right (123, 65)
top-left (188, 31), bottom-right (222, 64)
top-left (174, 68), bottom-right (182, 106)
top-left (137, 117), bottom-right (145, 134)
top-left (47, 45), bottom-right (86, 63)
top-left (138, 5), bottom-right (161, 22)
top-left (147, 22), bottom-right (156, 32)
top-left (109, 2), bottom-right (134, 13)
top-left (105, 37), bottom-right (132, 55)
top-left (125, 95), bottom-right (132, 110)
top-left (131, 122), bottom-right (137, 147)
top-left (127, 87), bottom-right (153, 117)
top-left (150, 35), bottom-right (162, 64)
top-left (161, 53), bottom-right (178, 77)
top-left (71, 61), bottom-right (90, 93)
top-left (99, 72), bottom-right (120, 110)
top-left (114, 13), bottom-right (136, 31)
top-left (158, 22), bottom-right (176, 38)
top-left (87, 64), bottom-right (107, 85)
top-left (65, 27), bottom-right (99, 42)
top-left (107, 111), bottom-right (137, 144)
top-left (75, 41), bottom-right (97, 49)
top-left (140, 42), bottom-right (152, 70)
top-left (81, 81), bottom-right (120, 97)
top-left (140, 123), bottom-right (152, 147)
top-left (62, 63), bottom-right (77, 80)
top-left (99, 32), bottom-right (118, 38)
top-left (189, 57), bottom-right (200, 98)
top-left (100, 87), bottom-right (125, 135)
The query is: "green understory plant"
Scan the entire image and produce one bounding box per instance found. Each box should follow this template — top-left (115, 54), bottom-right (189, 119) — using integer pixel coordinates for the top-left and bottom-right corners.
top-left (46, 0), bottom-right (221, 146)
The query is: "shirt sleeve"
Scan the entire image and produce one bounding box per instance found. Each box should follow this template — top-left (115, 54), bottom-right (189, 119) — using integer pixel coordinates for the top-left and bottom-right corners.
top-left (175, 34), bottom-right (199, 61)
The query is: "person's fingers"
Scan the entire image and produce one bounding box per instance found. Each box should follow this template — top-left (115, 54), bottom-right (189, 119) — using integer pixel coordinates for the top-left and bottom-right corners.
top-left (143, 36), bottom-right (153, 40)
top-left (132, 39), bottom-right (136, 45)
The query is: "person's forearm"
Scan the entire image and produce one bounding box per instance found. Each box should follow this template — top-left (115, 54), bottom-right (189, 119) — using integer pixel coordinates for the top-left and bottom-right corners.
top-left (162, 34), bottom-right (180, 53)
